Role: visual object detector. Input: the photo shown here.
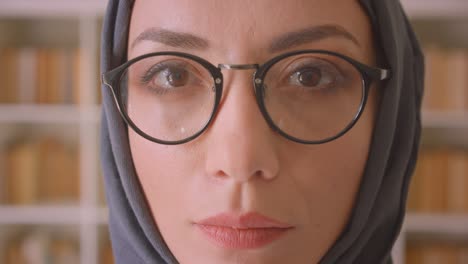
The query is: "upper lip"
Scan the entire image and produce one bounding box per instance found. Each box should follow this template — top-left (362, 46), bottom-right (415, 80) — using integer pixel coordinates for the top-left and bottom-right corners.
top-left (195, 212), bottom-right (294, 229)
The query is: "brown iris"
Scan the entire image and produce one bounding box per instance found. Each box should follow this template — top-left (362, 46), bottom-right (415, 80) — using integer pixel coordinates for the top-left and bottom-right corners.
top-left (166, 68), bottom-right (189, 87)
top-left (298, 68), bottom-right (321, 87)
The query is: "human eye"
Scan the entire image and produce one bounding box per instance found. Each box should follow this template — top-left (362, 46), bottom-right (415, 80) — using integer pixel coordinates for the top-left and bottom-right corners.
top-left (285, 57), bottom-right (345, 93)
top-left (138, 60), bottom-right (204, 95)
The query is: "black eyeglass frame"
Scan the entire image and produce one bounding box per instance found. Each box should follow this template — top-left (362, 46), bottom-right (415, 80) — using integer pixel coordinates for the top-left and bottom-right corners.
top-left (102, 49), bottom-right (391, 145)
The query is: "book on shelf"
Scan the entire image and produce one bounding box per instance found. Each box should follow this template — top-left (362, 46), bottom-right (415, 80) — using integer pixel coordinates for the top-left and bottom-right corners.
top-left (406, 240), bottom-right (468, 264)
top-left (423, 46), bottom-right (468, 112)
top-left (3, 228), bottom-right (79, 264)
top-left (3, 137), bottom-right (80, 205)
top-left (37, 48), bottom-right (65, 104)
top-left (447, 150), bottom-right (468, 213)
top-left (99, 229), bottom-right (114, 264)
top-left (39, 138), bottom-right (80, 203)
top-left (5, 139), bottom-right (40, 205)
top-left (18, 48), bottom-right (37, 104)
top-left (0, 47), bottom-right (95, 105)
top-left (407, 148), bottom-right (468, 213)
top-left (0, 48), bottom-right (19, 104)
top-left (2, 227), bottom-right (115, 264)
top-left (100, 241), bottom-right (114, 264)
top-left (72, 48), bottom-right (81, 105)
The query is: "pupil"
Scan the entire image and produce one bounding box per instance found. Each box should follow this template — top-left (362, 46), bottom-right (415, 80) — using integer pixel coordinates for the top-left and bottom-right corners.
top-left (299, 68), bottom-right (321, 86)
top-left (167, 69), bottom-right (188, 86)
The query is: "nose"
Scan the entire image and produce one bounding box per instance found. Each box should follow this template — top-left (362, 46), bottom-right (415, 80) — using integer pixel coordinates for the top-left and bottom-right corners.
top-left (204, 69), bottom-right (280, 183)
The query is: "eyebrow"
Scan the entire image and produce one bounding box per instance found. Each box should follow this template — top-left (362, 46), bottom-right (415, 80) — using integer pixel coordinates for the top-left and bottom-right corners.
top-left (131, 28), bottom-right (209, 50)
top-left (268, 24), bottom-right (360, 53)
top-left (130, 24), bottom-right (360, 53)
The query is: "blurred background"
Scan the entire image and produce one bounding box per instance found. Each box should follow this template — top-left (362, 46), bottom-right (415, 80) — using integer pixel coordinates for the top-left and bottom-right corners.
top-left (0, 1), bottom-right (467, 264)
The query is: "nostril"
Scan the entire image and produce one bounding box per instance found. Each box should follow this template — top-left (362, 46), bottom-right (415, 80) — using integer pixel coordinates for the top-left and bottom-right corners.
top-left (213, 170), bottom-right (229, 179)
top-left (254, 170), bottom-right (264, 178)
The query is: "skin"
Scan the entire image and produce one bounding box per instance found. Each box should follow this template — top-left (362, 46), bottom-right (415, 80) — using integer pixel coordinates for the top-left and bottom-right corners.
top-left (127, 1), bottom-right (379, 263)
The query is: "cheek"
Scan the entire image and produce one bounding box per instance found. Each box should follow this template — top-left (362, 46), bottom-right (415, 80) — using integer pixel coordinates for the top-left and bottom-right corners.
top-left (129, 130), bottom-right (198, 222)
top-left (291, 132), bottom-right (370, 215)
top-left (286, 88), bottom-right (376, 234)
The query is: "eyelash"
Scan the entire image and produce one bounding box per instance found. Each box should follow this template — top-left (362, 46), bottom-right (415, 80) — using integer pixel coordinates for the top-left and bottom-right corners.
top-left (139, 62), bottom-right (189, 95)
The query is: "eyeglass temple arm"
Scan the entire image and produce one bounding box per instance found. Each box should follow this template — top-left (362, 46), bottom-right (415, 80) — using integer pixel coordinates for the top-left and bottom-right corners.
top-left (101, 73), bottom-right (111, 87)
top-left (365, 66), bottom-right (391, 82)
top-left (379, 69), bottom-right (391, 81)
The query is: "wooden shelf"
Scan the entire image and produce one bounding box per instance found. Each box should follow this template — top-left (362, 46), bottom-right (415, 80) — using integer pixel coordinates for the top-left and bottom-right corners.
top-left (404, 213), bottom-right (468, 237)
top-left (421, 111), bottom-right (468, 149)
top-left (0, 206), bottom-right (108, 225)
top-left (422, 111), bottom-right (468, 129)
top-left (0, 0), bottom-right (106, 18)
top-left (0, 104), bottom-right (100, 124)
top-left (1, 0), bottom-right (468, 19)
top-left (401, 0), bottom-right (468, 18)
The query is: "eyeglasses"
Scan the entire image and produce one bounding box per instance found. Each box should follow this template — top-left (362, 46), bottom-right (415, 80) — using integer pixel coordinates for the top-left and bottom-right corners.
top-left (102, 50), bottom-right (390, 145)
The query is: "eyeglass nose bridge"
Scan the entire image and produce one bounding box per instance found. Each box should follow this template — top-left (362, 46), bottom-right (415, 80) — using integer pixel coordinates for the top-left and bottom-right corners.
top-left (218, 63), bottom-right (259, 70)
top-left (216, 63), bottom-right (263, 85)
top-left (218, 63), bottom-right (262, 83)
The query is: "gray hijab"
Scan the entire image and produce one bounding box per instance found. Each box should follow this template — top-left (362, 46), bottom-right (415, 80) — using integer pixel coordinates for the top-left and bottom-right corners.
top-left (100, 0), bottom-right (424, 263)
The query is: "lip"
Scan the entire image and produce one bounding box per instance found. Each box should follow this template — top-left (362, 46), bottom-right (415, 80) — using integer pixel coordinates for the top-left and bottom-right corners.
top-left (194, 212), bottom-right (294, 249)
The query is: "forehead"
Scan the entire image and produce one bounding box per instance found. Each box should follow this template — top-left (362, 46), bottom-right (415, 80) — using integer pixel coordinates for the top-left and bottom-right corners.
top-left (128, 0), bottom-right (374, 60)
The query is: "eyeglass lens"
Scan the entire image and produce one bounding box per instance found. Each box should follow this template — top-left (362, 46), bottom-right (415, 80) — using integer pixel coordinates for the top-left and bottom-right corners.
top-left (262, 53), bottom-right (364, 142)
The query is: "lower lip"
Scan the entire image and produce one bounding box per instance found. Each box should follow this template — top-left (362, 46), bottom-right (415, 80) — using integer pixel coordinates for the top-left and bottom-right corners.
top-left (196, 224), bottom-right (291, 249)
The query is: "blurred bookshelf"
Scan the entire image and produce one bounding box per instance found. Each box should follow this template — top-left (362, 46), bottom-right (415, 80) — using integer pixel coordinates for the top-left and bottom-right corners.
top-left (0, 1), bottom-right (104, 264)
top-left (395, 1), bottom-right (468, 264)
top-left (0, 1), bottom-right (466, 264)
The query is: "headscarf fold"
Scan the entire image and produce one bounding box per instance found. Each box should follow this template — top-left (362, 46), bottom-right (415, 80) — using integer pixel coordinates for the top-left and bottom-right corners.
top-left (100, 1), bottom-right (424, 263)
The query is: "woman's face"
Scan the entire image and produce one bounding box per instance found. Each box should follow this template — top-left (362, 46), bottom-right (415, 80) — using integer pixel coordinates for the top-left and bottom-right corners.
top-left (128, 1), bottom-right (378, 263)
